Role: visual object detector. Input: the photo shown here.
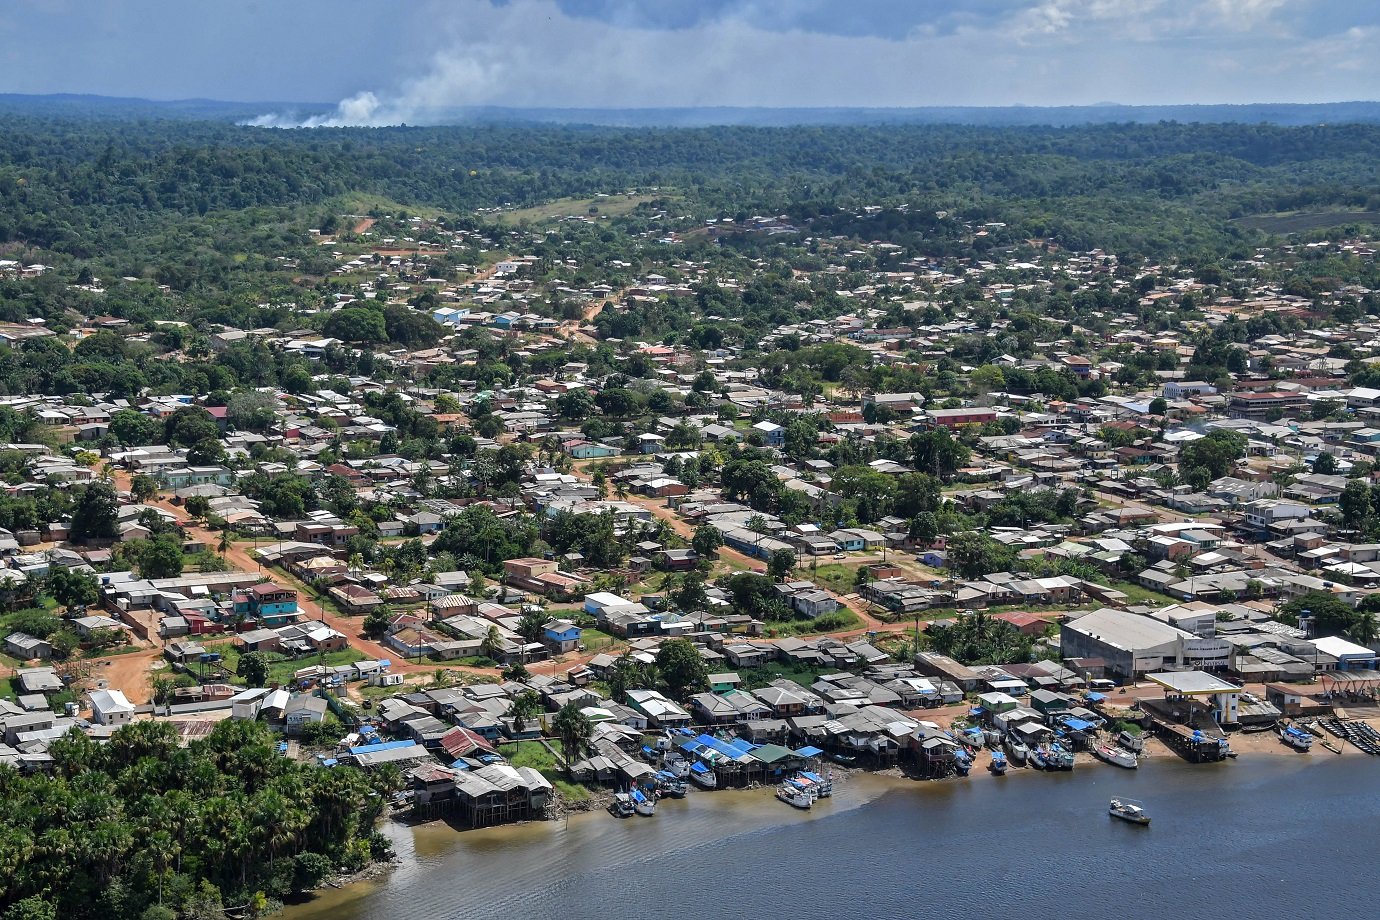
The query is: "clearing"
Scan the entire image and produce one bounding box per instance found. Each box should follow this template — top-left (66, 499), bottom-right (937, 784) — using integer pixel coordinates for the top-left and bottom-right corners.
top-left (493, 193), bottom-right (667, 226)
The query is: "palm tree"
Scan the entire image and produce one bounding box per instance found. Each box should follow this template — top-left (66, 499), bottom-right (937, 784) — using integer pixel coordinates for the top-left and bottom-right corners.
top-left (1350, 609), bottom-right (1379, 646)
top-left (552, 702), bottom-right (593, 775)
top-left (218, 527), bottom-right (232, 558)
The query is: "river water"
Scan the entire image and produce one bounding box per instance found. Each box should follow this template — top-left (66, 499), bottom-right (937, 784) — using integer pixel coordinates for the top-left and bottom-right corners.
top-left (285, 755), bottom-right (1379, 920)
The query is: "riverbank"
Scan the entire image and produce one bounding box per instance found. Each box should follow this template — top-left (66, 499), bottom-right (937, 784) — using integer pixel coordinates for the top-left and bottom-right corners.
top-left (285, 723), bottom-right (1377, 920)
top-left (283, 752), bottom-right (1380, 920)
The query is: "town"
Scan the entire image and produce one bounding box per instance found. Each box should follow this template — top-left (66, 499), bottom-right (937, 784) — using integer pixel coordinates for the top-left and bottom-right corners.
top-left (4, 202), bottom-right (1380, 833)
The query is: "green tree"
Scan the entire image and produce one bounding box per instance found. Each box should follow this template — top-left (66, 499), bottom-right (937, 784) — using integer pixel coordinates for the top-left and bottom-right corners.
top-left (138, 534), bottom-right (185, 579)
top-left (108, 409), bottom-right (161, 446)
top-left (1340, 480), bottom-right (1371, 530)
top-left (768, 547), bottom-right (797, 581)
top-left (946, 531), bottom-right (1017, 579)
top-left (909, 428), bottom-right (970, 479)
top-left (516, 609), bottom-right (548, 645)
top-left (45, 567), bottom-right (99, 610)
top-left (237, 651), bottom-right (271, 687)
top-left (479, 625), bottom-right (504, 661)
top-left (552, 702), bottom-right (593, 774)
top-left (1148, 397), bottom-right (1168, 416)
top-left (70, 481), bottom-right (120, 541)
top-left (655, 637), bottom-right (709, 698)
top-left (692, 524), bottom-right (723, 558)
top-left (130, 474), bottom-right (159, 503)
top-left (1178, 429), bottom-right (1246, 481)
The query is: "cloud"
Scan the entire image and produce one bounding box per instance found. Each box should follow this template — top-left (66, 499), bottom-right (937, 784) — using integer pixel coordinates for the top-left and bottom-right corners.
top-left (230, 0), bottom-right (1380, 125)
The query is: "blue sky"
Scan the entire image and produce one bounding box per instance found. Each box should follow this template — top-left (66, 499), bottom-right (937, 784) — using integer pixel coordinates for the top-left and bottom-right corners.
top-left (3, 1), bottom-right (1379, 122)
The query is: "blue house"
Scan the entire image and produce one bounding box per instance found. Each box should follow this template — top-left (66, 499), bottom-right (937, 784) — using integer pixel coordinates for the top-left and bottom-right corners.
top-left (569, 441), bottom-right (620, 460)
top-left (543, 620), bottom-right (582, 653)
top-left (232, 583), bottom-right (300, 626)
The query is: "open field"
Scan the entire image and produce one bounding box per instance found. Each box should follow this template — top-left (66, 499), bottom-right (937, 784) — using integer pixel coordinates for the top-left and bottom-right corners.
top-left (494, 192), bottom-right (667, 226)
top-left (1235, 210), bottom-right (1380, 233)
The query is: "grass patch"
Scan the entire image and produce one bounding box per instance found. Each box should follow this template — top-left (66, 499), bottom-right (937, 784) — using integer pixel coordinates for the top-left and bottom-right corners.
top-left (212, 642), bottom-right (367, 687)
top-left (804, 563), bottom-right (864, 595)
top-left (761, 608), bottom-right (860, 638)
top-left (494, 193), bottom-right (666, 226)
top-left (1108, 580), bottom-right (1180, 607)
top-left (502, 739), bottom-right (592, 803)
top-left (737, 661), bottom-right (840, 690)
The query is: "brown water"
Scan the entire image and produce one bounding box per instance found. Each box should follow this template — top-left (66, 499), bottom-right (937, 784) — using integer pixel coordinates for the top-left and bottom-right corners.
top-left (284, 757), bottom-right (1380, 920)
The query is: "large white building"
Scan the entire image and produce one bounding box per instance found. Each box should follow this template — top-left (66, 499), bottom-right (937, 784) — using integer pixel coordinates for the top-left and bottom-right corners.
top-left (1061, 608), bottom-right (1230, 680)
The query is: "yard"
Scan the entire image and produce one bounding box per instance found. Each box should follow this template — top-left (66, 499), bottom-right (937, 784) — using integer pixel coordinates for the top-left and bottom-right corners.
top-left (494, 192), bottom-right (667, 227)
top-left (501, 739), bottom-right (592, 803)
top-left (760, 608), bottom-right (861, 638)
top-left (737, 661), bottom-right (842, 690)
top-left (209, 641), bottom-right (368, 687)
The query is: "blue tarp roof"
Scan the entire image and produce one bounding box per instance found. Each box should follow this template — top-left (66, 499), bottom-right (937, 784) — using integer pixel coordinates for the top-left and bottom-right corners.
top-left (1085, 691), bottom-right (1108, 702)
top-left (690, 761), bottom-right (710, 774)
top-left (796, 746), bottom-right (823, 757)
top-left (1062, 718), bottom-right (1095, 731)
top-left (349, 739), bottom-right (415, 755)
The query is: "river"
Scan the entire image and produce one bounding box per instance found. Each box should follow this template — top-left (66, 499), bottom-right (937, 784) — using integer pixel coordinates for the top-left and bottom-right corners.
top-left (284, 755), bottom-right (1379, 920)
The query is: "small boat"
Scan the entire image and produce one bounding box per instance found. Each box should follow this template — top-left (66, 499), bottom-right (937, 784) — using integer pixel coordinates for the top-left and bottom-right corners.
top-left (655, 771), bottom-right (688, 798)
top-left (797, 770), bottom-right (832, 797)
top-left (1117, 730), bottom-right (1145, 753)
top-left (608, 793), bottom-right (635, 818)
top-left (1004, 735), bottom-right (1029, 766)
top-left (983, 729), bottom-right (1002, 749)
top-left (988, 751), bottom-right (1008, 775)
top-left (688, 762), bottom-right (717, 790)
top-left (1109, 797), bottom-right (1150, 826)
top-left (828, 752), bottom-right (857, 767)
top-left (1092, 742), bottom-right (1138, 769)
top-left (1050, 742), bottom-right (1075, 771)
top-left (662, 753), bottom-right (691, 778)
top-left (776, 779), bottom-right (814, 810)
top-left (1279, 724), bottom-right (1314, 752)
top-left (1029, 746), bottom-right (1050, 771)
top-left (953, 749), bottom-right (972, 776)
top-left (631, 787), bottom-right (656, 817)
top-left (640, 745), bottom-right (662, 764)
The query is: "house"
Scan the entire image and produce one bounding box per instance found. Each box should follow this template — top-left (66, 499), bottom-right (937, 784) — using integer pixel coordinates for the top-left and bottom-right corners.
top-left (232, 582), bottom-right (300, 626)
top-left (543, 619), bottom-right (582, 654)
top-left (5, 632), bottom-right (51, 660)
top-left (89, 689), bottom-right (135, 726)
top-left (284, 695), bottom-right (329, 734)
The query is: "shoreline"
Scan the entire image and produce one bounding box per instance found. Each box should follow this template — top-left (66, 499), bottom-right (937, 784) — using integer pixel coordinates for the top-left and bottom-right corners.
top-left (287, 726), bottom-right (1363, 917)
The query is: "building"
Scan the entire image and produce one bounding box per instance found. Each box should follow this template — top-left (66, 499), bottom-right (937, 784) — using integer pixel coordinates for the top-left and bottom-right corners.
top-left (1312, 635), bottom-right (1377, 671)
top-left (924, 407), bottom-right (999, 428)
top-left (543, 619), bottom-right (582, 654)
top-left (89, 688), bottom-right (135, 726)
top-left (1060, 608), bottom-right (1229, 681)
top-left (1227, 391), bottom-right (1306, 420)
top-left (232, 582), bottom-right (300, 626)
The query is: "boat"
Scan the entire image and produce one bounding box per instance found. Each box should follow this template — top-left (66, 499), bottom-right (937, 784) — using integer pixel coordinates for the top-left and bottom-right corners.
top-left (1279, 724), bottom-right (1314, 752)
top-left (1109, 797), bottom-right (1150, 826)
top-left (775, 778), bottom-right (814, 810)
top-left (688, 761), bottom-right (717, 790)
top-left (1050, 742), bottom-right (1075, 771)
top-left (988, 751), bottom-right (1008, 775)
top-left (1029, 746), bottom-right (1050, 771)
top-left (828, 752), bottom-right (857, 766)
top-left (797, 770), bottom-right (832, 797)
top-left (640, 745), bottom-right (662, 764)
top-left (953, 748), bottom-right (972, 776)
top-left (608, 793), bottom-right (635, 818)
top-left (662, 753), bottom-right (691, 778)
top-left (983, 729), bottom-right (1002, 749)
top-left (1004, 735), bottom-right (1029, 766)
top-left (655, 771), bottom-right (688, 797)
top-left (1117, 730), bottom-right (1145, 753)
top-left (631, 787), bottom-right (656, 817)
top-left (1092, 742), bottom-right (1138, 769)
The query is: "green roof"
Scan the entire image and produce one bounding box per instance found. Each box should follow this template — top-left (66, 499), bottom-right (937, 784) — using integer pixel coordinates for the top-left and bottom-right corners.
top-left (750, 743), bottom-right (797, 765)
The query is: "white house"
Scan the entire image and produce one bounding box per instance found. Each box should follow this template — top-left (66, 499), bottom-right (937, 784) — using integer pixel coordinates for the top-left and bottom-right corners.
top-left (89, 689), bottom-right (135, 726)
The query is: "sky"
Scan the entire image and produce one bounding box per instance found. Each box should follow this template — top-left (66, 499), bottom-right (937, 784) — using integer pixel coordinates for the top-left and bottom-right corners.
top-left (2, 0), bottom-right (1379, 124)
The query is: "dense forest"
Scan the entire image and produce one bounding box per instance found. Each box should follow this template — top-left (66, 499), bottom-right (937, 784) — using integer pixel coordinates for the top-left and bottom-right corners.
top-left (0, 720), bottom-right (392, 920)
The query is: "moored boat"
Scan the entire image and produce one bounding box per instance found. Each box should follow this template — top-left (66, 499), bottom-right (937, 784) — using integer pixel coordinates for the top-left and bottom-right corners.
top-left (1117, 729), bottom-right (1145, 753)
top-left (1109, 797), bottom-right (1150, 826)
top-left (1004, 735), bottom-right (1029, 766)
top-left (953, 748), bottom-right (972, 776)
top-left (775, 778), bottom-right (814, 810)
top-left (797, 770), bottom-right (832, 797)
top-left (688, 762), bottom-right (717, 789)
top-left (1030, 746), bottom-right (1050, 770)
top-left (608, 793), bottom-right (635, 818)
top-left (663, 753), bottom-right (691, 778)
top-left (1279, 724), bottom-right (1314, 752)
top-left (1051, 742), bottom-right (1075, 771)
top-left (1092, 742), bottom-right (1138, 769)
top-left (989, 751), bottom-right (1007, 775)
top-left (631, 787), bottom-right (656, 816)
top-left (655, 771), bottom-right (688, 797)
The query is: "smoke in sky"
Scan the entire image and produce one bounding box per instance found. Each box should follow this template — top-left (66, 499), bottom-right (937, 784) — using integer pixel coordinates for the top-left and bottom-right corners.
top-left (244, 0), bottom-right (1380, 128)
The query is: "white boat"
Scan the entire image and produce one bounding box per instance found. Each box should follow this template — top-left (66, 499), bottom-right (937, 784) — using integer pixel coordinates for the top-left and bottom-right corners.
top-left (776, 780), bottom-right (813, 810)
top-left (663, 753), bottom-right (691, 779)
top-left (1004, 736), bottom-right (1029, 766)
top-left (1109, 797), bottom-right (1150, 826)
top-left (1092, 742), bottom-right (1138, 769)
top-left (796, 770), bottom-right (832, 797)
top-left (631, 787), bottom-right (656, 816)
top-left (1117, 730), bottom-right (1145, 753)
top-left (689, 763), bottom-right (717, 789)
top-left (1279, 724), bottom-right (1314, 752)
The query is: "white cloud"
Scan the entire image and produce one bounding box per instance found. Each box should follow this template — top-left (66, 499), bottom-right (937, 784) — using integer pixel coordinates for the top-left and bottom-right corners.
top-left (247, 0), bottom-right (1380, 126)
